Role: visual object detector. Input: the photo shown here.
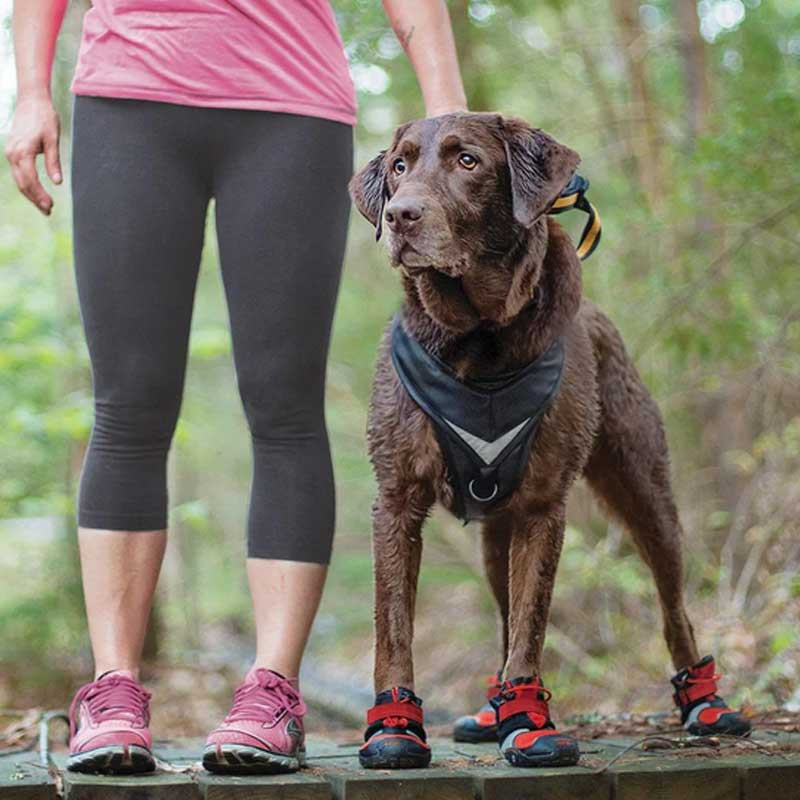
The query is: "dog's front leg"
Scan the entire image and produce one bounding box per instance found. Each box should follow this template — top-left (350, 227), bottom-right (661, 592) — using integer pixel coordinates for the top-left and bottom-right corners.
top-left (372, 484), bottom-right (432, 692)
top-left (359, 483), bottom-right (434, 769)
top-left (489, 503), bottom-right (581, 768)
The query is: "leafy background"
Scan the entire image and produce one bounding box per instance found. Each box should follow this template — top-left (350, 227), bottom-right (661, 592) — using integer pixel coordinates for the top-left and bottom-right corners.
top-left (1, 0), bottom-right (799, 732)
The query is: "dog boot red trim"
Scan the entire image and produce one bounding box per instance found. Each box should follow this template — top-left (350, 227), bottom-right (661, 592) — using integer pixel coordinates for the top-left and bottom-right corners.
top-left (359, 687), bottom-right (431, 769)
top-left (671, 655), bottom-right (751, 737)
top-left (491, 676), bottom-right (580, 768)
top-left (453, 671), bottom-right (502, 742)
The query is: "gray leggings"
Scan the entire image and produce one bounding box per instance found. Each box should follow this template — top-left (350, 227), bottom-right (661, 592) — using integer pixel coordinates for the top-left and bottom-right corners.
top-left (71, 96), bottom-right (352, 563)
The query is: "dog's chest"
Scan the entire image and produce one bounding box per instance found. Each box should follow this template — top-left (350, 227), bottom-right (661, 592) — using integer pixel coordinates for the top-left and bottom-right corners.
top-left (390, 316), bottom-right (565, 521)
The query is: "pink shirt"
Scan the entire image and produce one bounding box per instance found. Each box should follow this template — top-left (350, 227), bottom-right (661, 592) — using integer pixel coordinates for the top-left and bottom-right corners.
top-left (71, 1), bottom-right (357, 126)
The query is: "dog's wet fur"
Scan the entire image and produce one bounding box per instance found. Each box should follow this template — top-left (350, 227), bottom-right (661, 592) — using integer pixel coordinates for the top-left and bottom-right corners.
top-left (350, 112), bottom-right (700, 694)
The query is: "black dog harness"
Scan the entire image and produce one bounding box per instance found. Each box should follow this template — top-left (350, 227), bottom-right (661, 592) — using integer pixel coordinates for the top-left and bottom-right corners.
top-left (391, 317), bottom-right (565, 521)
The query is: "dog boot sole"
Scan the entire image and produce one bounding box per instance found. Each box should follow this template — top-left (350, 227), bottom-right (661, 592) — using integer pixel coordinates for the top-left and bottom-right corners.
top-left (503, 743), bottom-right (581, 768)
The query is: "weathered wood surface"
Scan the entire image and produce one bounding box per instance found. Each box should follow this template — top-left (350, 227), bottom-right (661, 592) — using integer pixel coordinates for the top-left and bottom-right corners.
top-left (0, 753), bottom-right (56, 800)
top-left (2, 732), bottom-right (799, 799)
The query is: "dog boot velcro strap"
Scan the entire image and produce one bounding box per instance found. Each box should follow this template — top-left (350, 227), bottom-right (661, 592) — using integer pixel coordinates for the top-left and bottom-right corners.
top-left (453, 671), bottom-right (502, 743)
top-left (671, 655), bottom-right (751, 737)
top-left (491, 676), bottom-right (580, 768)
top-left (359, 687), bottom-right (431, 770)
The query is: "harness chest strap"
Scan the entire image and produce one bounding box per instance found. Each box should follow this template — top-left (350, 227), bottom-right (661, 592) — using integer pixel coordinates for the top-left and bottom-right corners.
top-left (390, 317), bottom-right (565, 521)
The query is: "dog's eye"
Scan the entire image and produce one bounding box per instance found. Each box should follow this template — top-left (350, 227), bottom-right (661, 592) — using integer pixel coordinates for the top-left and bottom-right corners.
top-left (392, 158), bottom-right (406, 175)
top-left (458, 152), bottom-right (479, 170)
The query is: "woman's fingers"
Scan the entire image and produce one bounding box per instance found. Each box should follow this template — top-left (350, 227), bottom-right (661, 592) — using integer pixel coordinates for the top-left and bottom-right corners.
top-left (4, 99), bottom-right (61, 213)
top-left (13, 150), bottom-right (53, 214)
top-left (43, 121), bottom-right (62, 184)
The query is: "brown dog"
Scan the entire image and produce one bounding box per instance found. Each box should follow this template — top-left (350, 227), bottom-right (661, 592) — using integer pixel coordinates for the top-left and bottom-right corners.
top-left (349, 113), bottom-right (749, 770)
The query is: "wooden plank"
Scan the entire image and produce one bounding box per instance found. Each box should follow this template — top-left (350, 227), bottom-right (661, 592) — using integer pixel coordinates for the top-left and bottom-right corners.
top-left (473, 765), bottom-right (611, 800)
top-left (61, 771), bottom-right (201, 800)
top-left (322, 767), bottom-right (473, 800)
top-left (612, 762), bottom-right (740, 800)
top-left (199, 772), bottom-right (331, 800)
top-left (0, 754), bottom-right (56, 800)
top-left (24, 732), bottom-right (800, 800)
top-left (312, 740), bottom-right (473, 800)
top-left (454, 737), bottom-right (612, 800)
top-left (51, 748), bottom-right (200, 800)
top-left (161, 739), bottom-right (333, 799)
top-left (739, 761), bottom-right (800, 800)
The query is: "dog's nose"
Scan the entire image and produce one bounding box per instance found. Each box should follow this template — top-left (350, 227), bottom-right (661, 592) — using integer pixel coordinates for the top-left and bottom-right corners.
top-left (385, 198), bottom-right (424, 233)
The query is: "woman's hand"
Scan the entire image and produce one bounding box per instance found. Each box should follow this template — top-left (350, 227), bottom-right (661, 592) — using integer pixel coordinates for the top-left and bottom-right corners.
top-left (5, 92), bottom-right (62, 215)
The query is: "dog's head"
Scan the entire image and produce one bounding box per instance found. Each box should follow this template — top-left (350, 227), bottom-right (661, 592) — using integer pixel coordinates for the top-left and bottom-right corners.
top-left (350, 113), bottom-right (580, 329)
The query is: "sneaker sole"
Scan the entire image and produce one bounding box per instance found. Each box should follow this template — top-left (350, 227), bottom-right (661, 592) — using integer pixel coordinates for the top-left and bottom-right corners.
top-left (67, 745), bottom-right (155, 775)
top-left (202, 744), bottom-right (305, 775)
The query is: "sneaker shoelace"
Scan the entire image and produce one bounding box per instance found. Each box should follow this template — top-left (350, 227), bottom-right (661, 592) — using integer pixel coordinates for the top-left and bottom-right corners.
top-left (224, 669), bottom-right (307, 724)
top-left (69, 674), bottom-right (151, 738)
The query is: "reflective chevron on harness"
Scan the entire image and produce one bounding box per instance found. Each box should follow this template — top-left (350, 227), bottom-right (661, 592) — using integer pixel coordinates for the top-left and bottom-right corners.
top-left (390, 317), bottom-right (565, 522)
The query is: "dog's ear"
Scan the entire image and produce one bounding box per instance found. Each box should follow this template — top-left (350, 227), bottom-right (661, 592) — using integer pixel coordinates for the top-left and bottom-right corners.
top-left (350, 122), bottom-right (414, 241)
top-left (500, 117), bottom-right (580, 228)
top-left (349, 150), bottom-right (388, 239)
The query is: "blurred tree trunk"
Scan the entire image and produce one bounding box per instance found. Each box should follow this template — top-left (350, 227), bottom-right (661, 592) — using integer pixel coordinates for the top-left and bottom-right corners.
top-left (611, 0), bottom-right (663, 210)
top-left (676, 0), bottom-right (716, 235)
top-left (676, 0), bottom-right (711, 143)
top-left (450, 0), bottom-right (493, 112)
top-left (553, 4), bottom-right (639, 189)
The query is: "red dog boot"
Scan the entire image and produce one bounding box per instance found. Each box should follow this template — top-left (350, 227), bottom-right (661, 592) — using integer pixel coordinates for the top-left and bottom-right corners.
top-left (671, 655), bottom-right (751, 737)
top-left (491, 676), bottom-right (580, 767)
top-left (359, 687), bottom-right (431, 769)
top-left (453, 671), bottom-right (502, 742)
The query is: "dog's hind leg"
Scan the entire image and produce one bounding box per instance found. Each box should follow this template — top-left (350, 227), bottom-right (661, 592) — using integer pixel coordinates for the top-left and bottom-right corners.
top-left (449, 515), bottom-right (511, 744)
top-left (582, 305), bottom-right (700, 671)
top-left (581, 308), bottom-right (751, 737)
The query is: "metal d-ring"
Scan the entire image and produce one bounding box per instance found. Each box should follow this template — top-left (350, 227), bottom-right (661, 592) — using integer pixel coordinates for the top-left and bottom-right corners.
top-left (468, 479), bottom-right (499, 503)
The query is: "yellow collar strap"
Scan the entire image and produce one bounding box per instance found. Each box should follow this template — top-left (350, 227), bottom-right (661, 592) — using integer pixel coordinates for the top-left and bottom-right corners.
top-left (548, 174), bottom-right (602, 260)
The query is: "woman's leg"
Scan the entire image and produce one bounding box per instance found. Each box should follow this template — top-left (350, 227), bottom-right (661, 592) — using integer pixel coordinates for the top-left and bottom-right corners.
top-left (71, 96), bottom-right (212, 680)
top-left (203, 111), bottom-right (350, 774)
top-left (203, 110), bottom-right (350, 774)
top-left (212, 112), bottom-right (352, 668)
top-left (78, 530), bottom-right (166, 679)
top-left (247, 559), bottom-right (328, 677)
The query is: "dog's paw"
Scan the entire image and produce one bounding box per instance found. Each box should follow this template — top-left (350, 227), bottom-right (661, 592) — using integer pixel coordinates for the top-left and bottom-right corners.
top-left (492, 675), bottom-right (580, 768)
top-left (672, 655), bottom-right (752, 738)
top-left (359, 686), bottom-right (431, 769)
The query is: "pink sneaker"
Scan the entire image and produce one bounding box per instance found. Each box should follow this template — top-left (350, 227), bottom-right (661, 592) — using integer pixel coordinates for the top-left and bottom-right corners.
top-left (203, 668), bottom-right (307, 774)
top-left (67, 670), bottom-right (155, 774)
